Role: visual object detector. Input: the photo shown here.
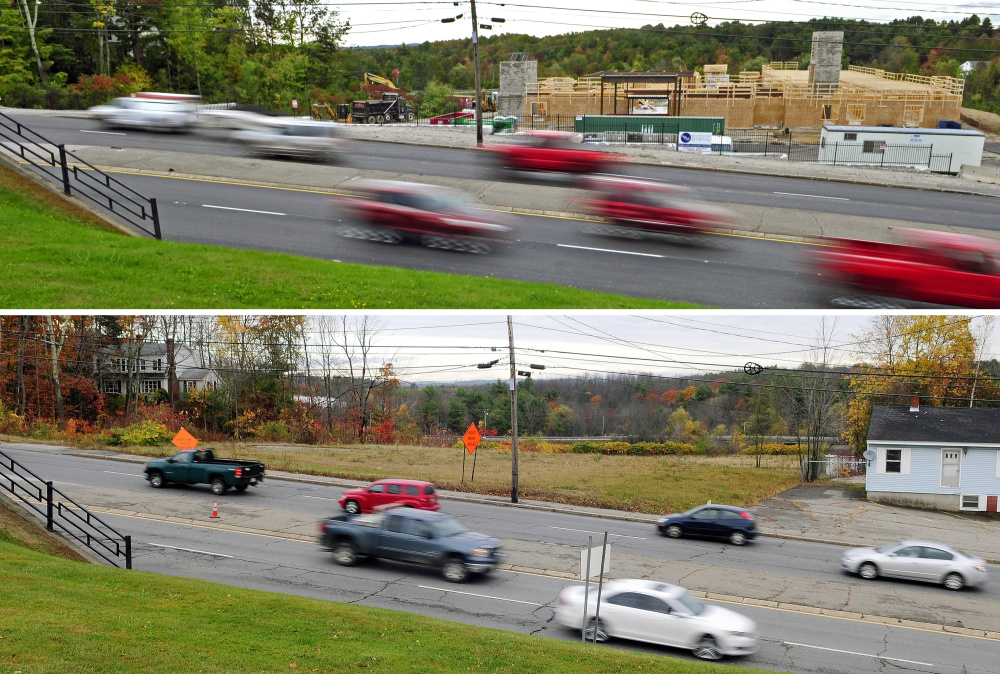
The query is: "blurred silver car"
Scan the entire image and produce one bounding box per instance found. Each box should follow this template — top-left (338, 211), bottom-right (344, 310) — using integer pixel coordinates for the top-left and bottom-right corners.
top-left (554, 579), bottom-right (758, 660)
top-left (230, 119), bottom-right (345, 161)
top-left (90, 95), bottom-right (197, 132)
top-left (841, 540), bottom-right (988, 590)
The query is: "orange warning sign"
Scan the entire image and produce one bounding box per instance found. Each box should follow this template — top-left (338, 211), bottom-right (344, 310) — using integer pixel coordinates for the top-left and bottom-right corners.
top-left (462, 423), bottom-right (482, 454)
top-left (171, 427), bottom-right (199, 451)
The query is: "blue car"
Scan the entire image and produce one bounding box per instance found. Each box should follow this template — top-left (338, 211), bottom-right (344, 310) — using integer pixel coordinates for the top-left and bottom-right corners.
top-left (657, 504), bottom-right (758, 546)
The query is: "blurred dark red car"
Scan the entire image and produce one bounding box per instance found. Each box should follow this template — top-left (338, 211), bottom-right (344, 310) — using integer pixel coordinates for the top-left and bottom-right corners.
top-left (339, 479), bottom-right (440, 515)
top-left (334, 180), bottom-right (515, 254)
top-left (486, 130), bottom-right (624, 174)
top-left (579, 176), bottom-right (735, 238)
top-left (809, 228), bottom-right (1000, 307)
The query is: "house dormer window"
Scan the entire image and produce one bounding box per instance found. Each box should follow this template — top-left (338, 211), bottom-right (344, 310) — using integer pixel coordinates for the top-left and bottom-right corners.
top-left (118, 358), bottom-right (127, 372)
top-left (154, 358), bottom-right (163, 371)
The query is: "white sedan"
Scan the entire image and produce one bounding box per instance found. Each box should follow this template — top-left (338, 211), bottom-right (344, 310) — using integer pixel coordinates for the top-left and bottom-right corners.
top-left (230, 119), bottom-right (345, 161)
top-left (555, 579), bottom-right (758, 661)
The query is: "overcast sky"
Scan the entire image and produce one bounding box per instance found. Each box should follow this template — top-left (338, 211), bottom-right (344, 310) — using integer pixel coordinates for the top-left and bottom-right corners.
top-left (342, 0), bottom-right (1000, 48)
top-left (320, 312), bottom-right (997, 384)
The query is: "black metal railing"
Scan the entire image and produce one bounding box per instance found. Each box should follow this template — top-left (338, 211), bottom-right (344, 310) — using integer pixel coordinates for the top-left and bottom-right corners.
top-left (0, 449), bottom-right (132, 569)
top-left (0, 110), bottom-right (161, 239)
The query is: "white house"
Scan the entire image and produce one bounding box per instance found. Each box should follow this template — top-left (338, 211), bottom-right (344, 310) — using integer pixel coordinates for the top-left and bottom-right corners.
top-left (866, 401), bottom-right (1000, 513)
top-left (96, 342), bottom-right (218, 397)
top-left (960, 61), bottom-right (982, 74)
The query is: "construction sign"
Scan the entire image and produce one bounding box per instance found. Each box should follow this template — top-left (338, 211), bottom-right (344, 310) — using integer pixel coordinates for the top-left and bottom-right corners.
top-left (171, 427), bottom-right (199, 451)
top-left (462, 423), bottom-right (482, 454)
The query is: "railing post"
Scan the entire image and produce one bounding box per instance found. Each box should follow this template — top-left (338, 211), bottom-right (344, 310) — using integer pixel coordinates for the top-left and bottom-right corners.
top-left (150, 198), bottom-right (162, 240)
top-left (125, 535), bottom-right (132, 569)
top-left (46, 481), bottom-right (53, 531)
top-left (58, 145), bottom-right (71, 195)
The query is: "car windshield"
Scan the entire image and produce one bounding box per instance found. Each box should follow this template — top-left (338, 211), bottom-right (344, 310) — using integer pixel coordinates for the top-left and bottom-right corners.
top-left (433, 517), bottom-right (468, 538)
top-left (874, 544), bottom-right (900, 553)
top-left (674, 591), bottom-right (706, 616)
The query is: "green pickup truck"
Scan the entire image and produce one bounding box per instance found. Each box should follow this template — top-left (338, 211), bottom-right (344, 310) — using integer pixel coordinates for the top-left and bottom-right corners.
top-left (143, 448), bottom-right (265, 495)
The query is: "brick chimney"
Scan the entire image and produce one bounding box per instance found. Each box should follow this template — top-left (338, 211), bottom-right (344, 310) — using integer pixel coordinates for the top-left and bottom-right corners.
top-left (909, 396), bottom-right (919, 412)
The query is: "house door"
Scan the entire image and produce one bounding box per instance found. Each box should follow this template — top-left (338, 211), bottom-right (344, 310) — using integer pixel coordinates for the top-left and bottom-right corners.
top-left (941, 450), bottom-right (960, 488)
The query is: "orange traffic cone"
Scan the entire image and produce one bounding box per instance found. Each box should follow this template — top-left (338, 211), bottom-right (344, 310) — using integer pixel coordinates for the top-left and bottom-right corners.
top-left (211, 500), bottom-right (219, 518)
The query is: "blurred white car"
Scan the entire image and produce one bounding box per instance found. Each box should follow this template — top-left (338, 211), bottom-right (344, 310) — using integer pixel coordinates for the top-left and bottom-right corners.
top-left (230, 119), bottom-right (345, 161)
top-left (555, 578), bottom-right (758, 660)
top-left (841, 540), bottom-right (988, 590)
top-left (90, 94), bottom-right (198, 132)
top-left (198, 107), bottom-right (281, 131)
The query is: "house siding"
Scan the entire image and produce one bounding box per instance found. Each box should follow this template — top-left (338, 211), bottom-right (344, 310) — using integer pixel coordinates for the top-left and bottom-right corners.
top-left (867, 444), bottom-right (1000, 511)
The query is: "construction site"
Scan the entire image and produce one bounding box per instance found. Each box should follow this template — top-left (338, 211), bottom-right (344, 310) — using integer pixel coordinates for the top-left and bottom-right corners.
top-left (499, 32), bottom-right (966, 130)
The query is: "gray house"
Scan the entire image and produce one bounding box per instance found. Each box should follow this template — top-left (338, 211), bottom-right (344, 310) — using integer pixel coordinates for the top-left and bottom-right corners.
top-left (866, 402), bottom-right (1000, 513)
top-left (97, 342), bottom-right (218, 397)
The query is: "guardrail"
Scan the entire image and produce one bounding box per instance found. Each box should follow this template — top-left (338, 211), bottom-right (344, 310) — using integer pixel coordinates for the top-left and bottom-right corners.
top-left (0, 449), bottom-right (132, 569)
top-left (0, 110), bottom-right (161, 239)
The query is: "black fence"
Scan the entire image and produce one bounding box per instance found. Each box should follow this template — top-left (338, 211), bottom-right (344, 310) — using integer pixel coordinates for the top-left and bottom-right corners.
top-left (0, 449), bottom-right (132, 569)
top-left (0, 111), bottom-right (161, 239)
top-left (816, 141), bottom-right (952, 172)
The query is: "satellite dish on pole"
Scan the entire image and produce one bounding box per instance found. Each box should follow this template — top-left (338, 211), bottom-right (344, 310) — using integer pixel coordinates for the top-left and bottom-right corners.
top-left (863, 449), bottom-right (876, 461)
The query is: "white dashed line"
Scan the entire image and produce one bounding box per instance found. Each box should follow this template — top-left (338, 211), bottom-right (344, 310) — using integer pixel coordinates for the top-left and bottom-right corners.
top-left (146, 543), bottom-right (233, 558)
top-left (782, 641), bottom-right (933, 666)
top-left (557, 244), bottom-right (664, 258)
top-left (202, 205), bottom-right (286, 216)
top-left (80, 129), bottom-right (126, 135)
top-left (417, 585), bottom-right (544, 606)
top-left (548, 526), bottom-right (645, 540)
top-left (773, 192), bottom-right (849, 201)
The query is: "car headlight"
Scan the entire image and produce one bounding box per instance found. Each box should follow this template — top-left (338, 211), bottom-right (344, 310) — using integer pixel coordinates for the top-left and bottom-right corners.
top-left (842, 554), bottom-right (859, 560)
top-left (470, 548), bottom-right (490, 558)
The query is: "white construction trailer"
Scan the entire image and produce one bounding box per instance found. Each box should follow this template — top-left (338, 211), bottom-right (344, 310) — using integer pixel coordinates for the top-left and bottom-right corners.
top-left (817, 125), bottom-right (984, 174)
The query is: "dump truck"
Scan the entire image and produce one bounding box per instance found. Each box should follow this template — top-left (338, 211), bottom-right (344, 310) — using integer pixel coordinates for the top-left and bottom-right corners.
top-left (351, 91), bottom-right (415, 124)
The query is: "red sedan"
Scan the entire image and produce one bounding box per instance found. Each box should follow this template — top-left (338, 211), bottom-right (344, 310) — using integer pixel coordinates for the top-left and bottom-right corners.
top-left (810, 228), bottom-right (1000, 308)
top-left (486, 130), bottom-right (624, 174)
top-left (334, 180), bottom-right (515, 254)
top-left (579, 176), bottom-right (735, 239)
top-left (339, 479), bottom-right (440, 514)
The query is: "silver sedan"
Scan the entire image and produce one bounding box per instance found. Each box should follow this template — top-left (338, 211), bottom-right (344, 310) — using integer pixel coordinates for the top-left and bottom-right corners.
top-left (841, 539), bottom-right (988, 590)
top-left (230, 119), bottom-right (345, 161)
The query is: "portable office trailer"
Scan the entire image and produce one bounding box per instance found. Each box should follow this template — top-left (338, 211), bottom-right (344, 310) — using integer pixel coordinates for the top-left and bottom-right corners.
top-left (817, 125), bottom-right (984, 174)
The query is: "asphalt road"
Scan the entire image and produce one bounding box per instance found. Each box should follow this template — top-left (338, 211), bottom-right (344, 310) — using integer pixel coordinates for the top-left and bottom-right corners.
top-left (16, 114), bottom-right (1000, 234)
top-left (4, 446), bottom-right (1000, 674)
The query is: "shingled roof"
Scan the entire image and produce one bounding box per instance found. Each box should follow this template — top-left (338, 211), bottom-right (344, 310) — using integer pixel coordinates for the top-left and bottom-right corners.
top-left (868, 405), bottom-right (1000, 444)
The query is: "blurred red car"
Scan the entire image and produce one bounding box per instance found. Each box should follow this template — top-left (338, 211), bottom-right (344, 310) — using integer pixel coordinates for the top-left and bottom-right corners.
top-left (579, 176), bottom-right (735, 238)
top-left (339, 479), bottom-right (440, 515)
top-left (809, 228), bottom-right (1000, 307)
top-left (334, 180), bottom-right (515, 254)
top-left (486, 130), bottom-right (623, 174)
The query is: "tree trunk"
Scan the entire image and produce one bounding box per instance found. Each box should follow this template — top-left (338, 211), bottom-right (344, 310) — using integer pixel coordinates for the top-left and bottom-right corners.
top-left (15, 0), bottom-right (47, 86)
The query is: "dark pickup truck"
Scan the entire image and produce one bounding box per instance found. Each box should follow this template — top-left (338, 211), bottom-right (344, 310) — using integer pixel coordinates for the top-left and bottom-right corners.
top-left (144, 448), bottom-right (265, 495)
top-left (319, 507), bottom-right (502, 582)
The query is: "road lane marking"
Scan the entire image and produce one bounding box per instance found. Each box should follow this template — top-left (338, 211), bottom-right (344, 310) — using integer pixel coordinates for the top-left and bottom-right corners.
top-left (548, 526), bottom-right (645, 540)
top-left (301, 495), bottom-right (340, 501)
top-left (80, 129), bottom-right (126, 136)
top-left (147, 542), bottom-right (233, 558)
top-left (103, 471), bottom-right (142, 477)
top-left (417, 585), bottom-right (544, 606)
top-left (557, 244), bottom-right (664, 258)
top-left (203, 204), bottom-right (286, 216)
top-left (773, 192), bottom-right (850, 201)
top-left (781, 641), bottom-right (933, 666)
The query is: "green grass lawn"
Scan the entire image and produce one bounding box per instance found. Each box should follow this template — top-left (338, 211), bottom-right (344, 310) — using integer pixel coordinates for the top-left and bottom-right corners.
top-left (0, 534), bottom-right (774, 674)
top-left (0, 166), bottom-right (699, 309)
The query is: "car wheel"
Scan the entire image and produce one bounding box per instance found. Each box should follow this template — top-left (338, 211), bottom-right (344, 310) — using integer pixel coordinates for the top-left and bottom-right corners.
top-left (405, 111), bottom-right (415, 122)
top-left (442, 558), bottom-right (469, 583)
top-left (859, 562), bottom-right (879, 580)
top-left (367, 115), bottom-right (376, 125)
top-left (376, 114), bottom-right (386, 124)
top-left (665, 525), bottom-right (682, 539)
top-left (583, 617), bottom-right (608, 643)
top-left (344, 500), bottom-right (362, 515)
top-left (944, 572), bottom-right (965, 591)
top-left (693, 635), bottom-right (722, 661)
top-left (210, 477), bottom-right (227, 496)
top-left (331, 540), bottom-right (359, 566)
top-left (148, 471), bottom-right (166, 488)
top-left (729, 531), bottom-right (747, 546)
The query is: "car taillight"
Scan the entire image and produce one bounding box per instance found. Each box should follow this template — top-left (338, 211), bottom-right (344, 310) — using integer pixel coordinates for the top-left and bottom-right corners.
top-left (235, 468), bottom-right (242, 477)
top-left (318, 522), bottom-right (326, 533)
top-left (740, 512), bottom-right (753, 520)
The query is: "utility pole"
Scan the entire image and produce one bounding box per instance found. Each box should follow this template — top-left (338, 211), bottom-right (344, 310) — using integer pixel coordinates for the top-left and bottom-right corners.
top-left (470, 0), bottom-right (484, 146)
top-left (507, 315), bottom-right (519, 503)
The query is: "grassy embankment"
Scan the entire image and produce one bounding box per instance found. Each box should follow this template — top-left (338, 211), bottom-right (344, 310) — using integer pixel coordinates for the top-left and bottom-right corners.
top-left (0, 165), bottom-right (699, 309)
top-left (96, 442), bottom-right (803, 513)
top-left (0, 517), bottom-right (771, 674)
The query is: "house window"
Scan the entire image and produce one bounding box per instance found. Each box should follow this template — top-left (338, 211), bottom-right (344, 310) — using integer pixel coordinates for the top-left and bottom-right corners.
top-left (102, 380), bottom-right (122, 394)
top-left (183, 381), bottom-right (198, 392)
top-left (960, 494), bottom-right (984, 511)
top-left (862, 140), bottom-right (885, 154)
top-left (153, 358), bottom-right (163, 372)
top-left (843, 133), bottom-right (857, 141)
top-left (118, 358), bottom-right (128, 373)
top-left (140, 380), bottom-right (163, 394)
top-left (885, 449), bottom-right (902, 473)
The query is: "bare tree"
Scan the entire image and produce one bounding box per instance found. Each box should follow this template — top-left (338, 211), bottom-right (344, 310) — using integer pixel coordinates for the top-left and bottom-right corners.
top-left (969, 316), bottom-right (996, 407)
top-left (14, 0), bottom-right (48, 84)
top-left (42, 316), bottom-right (72, 427)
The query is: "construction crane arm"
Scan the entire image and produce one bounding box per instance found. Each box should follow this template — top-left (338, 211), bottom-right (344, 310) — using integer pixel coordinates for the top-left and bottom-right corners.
top-left (364, 72), bottom-right (398, 89)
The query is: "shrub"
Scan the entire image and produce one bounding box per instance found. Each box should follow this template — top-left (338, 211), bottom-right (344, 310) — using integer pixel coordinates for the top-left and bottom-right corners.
top-left (107, 420), bottom-right (172, 446)
top-left (28, 421), bottom-right (58, 440)
top-left (0, 405), bottom-right (27, 435)
top-left (252, 421), bottom-right (291, 442)
top-left (741, 443), bottom-right (805, 456)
